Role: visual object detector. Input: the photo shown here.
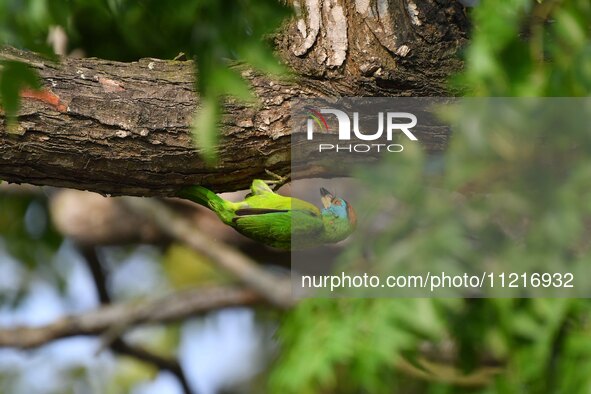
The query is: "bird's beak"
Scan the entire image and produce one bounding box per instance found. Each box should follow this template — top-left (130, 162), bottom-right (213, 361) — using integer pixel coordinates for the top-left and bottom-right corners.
top-left (320, 187), bottom-right (334, 208)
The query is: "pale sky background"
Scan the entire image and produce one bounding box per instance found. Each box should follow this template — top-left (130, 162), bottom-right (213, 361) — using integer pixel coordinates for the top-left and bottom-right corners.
top-left (0, 240), bottom-right (270, 394)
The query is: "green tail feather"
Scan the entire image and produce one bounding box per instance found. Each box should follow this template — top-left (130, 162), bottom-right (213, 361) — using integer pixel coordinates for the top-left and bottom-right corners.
top-left (177, 186), bottom-right (234, 224)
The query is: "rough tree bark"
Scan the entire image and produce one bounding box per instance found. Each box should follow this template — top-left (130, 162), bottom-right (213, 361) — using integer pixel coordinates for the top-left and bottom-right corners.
top-left (0, 0), bottom-right (468, 196)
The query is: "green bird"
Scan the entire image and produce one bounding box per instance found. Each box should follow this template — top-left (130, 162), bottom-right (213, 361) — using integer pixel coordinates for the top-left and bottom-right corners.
top-left (178, 179), bottom-right (357, 249)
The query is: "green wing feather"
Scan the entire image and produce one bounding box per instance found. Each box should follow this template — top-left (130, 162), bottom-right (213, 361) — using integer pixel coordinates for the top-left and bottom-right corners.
top-left (179, 180), bottom-right (327, 249)
top-left (243, 190), bottom-right (321, 212)
top-left (233, 208), bottom-right (323, 249)
top-left (236, 184), bottom-right (325, 248)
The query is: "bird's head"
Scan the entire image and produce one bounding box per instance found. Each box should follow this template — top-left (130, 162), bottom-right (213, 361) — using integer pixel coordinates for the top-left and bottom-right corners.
top-left (320, 187), bottom-right (357, 229)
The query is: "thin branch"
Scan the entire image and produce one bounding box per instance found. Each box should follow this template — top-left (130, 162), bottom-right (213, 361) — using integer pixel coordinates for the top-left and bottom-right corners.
top-left (111, 339), bottom-right (194, 394)
top-left (79, 245), bottom-right (111, 304)
top-left (119, 197), bottom-right (295, 308)
top-left (0, 286), bottom-right (263, 349)
top-left (78, 244), bottom-right (193, 394)
top-left (395, 357), bottom-right (501, 387)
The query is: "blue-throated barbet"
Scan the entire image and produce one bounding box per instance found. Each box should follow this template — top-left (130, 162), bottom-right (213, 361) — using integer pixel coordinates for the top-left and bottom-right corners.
top-left (178, 180), bottom-right (356, 249)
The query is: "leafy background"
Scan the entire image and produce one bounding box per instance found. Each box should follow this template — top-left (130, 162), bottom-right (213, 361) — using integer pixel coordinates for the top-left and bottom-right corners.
top-left (275, 1), bottom-right (591, 393)
top-left (1, 0), bottom-right (591, 393)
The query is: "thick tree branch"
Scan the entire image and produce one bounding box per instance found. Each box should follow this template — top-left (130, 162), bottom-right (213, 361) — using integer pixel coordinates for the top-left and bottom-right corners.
top-left (0, 1), bottom-right (466, 196)
top-left (0, 286), bottom-right (263, 349)
top-left (0, 46), bottom-right (295, 196)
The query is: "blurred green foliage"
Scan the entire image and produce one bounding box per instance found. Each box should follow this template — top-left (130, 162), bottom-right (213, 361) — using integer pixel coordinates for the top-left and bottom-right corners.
top-left (0, 192), bottom-right (65, 302)
top-left (271, 298), bottom-right (450, 393)
top-left (0, 192), bottom-right (61, 267)
top-left (163, 243), bottom-right (231, 288)
top-left (455, 0), bottom-right (591, 96)
top-left (0, 0), bottom-right (291, 159)
top-left (272, 0), bottom-right (591, 393)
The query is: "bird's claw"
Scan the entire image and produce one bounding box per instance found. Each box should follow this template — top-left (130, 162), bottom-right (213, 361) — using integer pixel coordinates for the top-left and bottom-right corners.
top-left (264, 169), bottom-right (291, 191)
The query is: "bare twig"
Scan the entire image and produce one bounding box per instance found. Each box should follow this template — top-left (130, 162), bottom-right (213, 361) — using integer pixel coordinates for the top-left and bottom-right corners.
top-left (119, 197), bottom-right (294, 308)
top-left (78, 245), bottom-right (194, 394)
top-left (395, 357), bottom-right (501, 387)
top-left (0, 286), bottom-right (263, 349)
top-left (79, 245), bottom-right (111, 304)
top-left (111, 338), bottom-right (194, 394)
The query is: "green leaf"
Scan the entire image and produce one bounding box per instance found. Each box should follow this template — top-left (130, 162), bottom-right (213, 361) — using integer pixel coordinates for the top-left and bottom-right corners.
top-left (238, 42), bottom-right (288, 77)
top-left (192, 95), bottom-right (221, 164)
top-left (209, 65), bottom-right (255, 103)
top-left (0, 60), bottom-right (41, 126)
